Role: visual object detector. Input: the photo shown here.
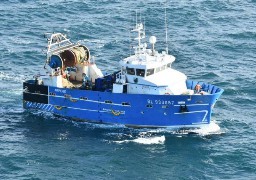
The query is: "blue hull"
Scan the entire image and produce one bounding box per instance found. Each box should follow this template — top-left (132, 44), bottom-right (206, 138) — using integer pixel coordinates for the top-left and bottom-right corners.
top-left (23, 80), bottom-right (223, 128)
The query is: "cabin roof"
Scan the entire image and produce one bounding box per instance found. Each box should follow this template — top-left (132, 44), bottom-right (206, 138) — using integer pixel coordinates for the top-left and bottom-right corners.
top-left (120, 51), bottom-right (175, 69)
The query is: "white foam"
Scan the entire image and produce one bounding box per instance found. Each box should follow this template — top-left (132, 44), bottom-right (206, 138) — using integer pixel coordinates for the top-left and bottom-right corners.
top-left (188, 121), bottom-right (223, 136)
top-left (135, 122), bottom-right (224, 136)
top-left (133, 135), bottom-right (165, 144)
top-left (114, 135), bottom-right (165, 145)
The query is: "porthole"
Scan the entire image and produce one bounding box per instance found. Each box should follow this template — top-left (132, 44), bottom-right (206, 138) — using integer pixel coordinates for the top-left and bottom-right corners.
top-left (49, 92), bottom-right (56, 96)
top-left (64, 94), bottom-right (71, 98)
top-left (80, 97), bottom-right (88, 100)
top-left (105, 100), bottom-right (113, 104)
top-left (146, 104), bottom-right (153, 108)
top-left (122, 102), bottom-right (130, 106)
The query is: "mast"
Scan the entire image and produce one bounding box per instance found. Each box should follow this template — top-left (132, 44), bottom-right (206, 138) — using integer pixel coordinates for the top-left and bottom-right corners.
top-left (165, 3), bottom-right (168, 54)
top-left (131, 14), bottom-right (146, 55)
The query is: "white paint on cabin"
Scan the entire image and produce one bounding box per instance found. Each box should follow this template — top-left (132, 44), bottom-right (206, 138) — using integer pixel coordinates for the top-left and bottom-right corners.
top-left (113, 83), bottom-right (124, 93)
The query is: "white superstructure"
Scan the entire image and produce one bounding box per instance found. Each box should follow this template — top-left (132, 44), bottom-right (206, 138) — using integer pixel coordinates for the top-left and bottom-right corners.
top-left (114, 23), bottom-right (187, 95)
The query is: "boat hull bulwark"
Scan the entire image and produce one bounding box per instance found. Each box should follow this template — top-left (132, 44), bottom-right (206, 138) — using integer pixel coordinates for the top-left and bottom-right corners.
top-left (23, 80), bottom-right (222, 128)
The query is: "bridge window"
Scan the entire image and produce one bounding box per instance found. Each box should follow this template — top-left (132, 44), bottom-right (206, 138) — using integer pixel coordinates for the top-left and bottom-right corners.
top-left (136, 69), bottom-right (145, 77)
top-left (126, 67), bottom-right (135, 75)
top-left (161, 65), bottom-right (166, 71)
top-left (155, 67), bottom-right (161, 73)
top-left (146, 68), bottom-right (154, 76)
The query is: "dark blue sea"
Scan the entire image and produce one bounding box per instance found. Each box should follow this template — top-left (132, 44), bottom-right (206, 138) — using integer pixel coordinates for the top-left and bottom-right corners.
top-left (0, 0), bottom-right (256, 179)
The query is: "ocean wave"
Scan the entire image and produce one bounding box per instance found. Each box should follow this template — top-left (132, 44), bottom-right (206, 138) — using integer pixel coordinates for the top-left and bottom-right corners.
top-left (0, 71), bottom-right (27, 83)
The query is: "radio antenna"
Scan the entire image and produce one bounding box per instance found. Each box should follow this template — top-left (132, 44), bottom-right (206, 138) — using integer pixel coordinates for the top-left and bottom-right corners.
top-left (165, 2), bottom-right (168, 54)
top-left (136, 10), bottom-right (138, 25)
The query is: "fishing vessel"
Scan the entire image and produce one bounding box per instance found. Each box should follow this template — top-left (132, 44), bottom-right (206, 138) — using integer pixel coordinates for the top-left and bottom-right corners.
top-left (23, 22), bottom-right (223, 128)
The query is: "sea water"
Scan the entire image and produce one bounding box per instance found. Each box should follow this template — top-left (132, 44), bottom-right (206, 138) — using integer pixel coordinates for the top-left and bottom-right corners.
top-left (0, 0), bottom-right (256, 179)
